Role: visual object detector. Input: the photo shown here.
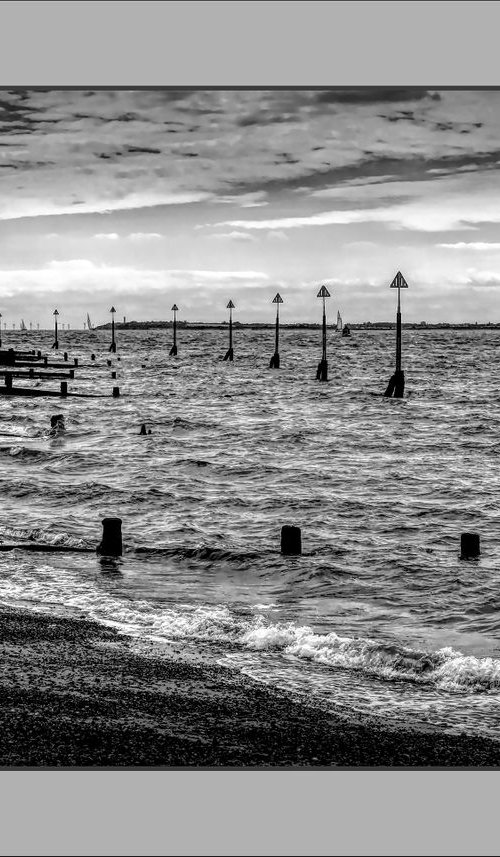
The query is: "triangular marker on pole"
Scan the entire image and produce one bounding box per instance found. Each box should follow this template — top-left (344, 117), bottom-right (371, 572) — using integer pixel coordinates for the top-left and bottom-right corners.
top-left (390, 271), bottom-right (409, 289)
top-left (317, 285), bottom-right (331, 298)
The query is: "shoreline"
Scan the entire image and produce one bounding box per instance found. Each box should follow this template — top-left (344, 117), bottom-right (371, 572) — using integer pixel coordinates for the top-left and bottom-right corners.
top-left (1, 606), bottom-right (499, 768)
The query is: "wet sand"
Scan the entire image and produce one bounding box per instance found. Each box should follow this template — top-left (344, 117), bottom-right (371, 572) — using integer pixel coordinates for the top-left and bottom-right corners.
top-left (0, 606), bottom-right (499, 767)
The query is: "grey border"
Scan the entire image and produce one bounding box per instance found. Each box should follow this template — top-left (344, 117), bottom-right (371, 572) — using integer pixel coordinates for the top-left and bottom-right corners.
top-left (0, 0), bottom-right (497, 86)
top-left (0, 2), bottom-right (499, 856)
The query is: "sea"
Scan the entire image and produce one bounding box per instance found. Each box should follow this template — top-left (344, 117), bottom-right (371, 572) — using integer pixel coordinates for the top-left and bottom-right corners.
top-left (1, 324), bottom-right (500, 742)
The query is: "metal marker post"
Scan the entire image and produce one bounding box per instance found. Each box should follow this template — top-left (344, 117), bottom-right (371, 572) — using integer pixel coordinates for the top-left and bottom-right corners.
top-left (169, 304), bottom-right (178, 356)
top-left (384, 271), bottom-right (408, 398)
top-left (223, 300), bottom-right (235, 361)
top-left (316, 285), bottom-right (330, 381)
top-left (109, 306), bottom-right (116, 353)
top-left (52, 309), bottom-right (59, 350)
top-left (269, 293), bottom-right (283, 368)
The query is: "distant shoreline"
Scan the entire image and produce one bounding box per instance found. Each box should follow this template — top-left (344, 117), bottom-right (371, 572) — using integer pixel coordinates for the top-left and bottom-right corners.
top-left (95, 321), bottom-right (500, 331)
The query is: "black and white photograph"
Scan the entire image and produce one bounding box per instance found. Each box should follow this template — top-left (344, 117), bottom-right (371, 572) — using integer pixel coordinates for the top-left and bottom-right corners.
top-left (1, 83), bottom-right (500, 770)
top-left (2, 1), bottom-right (500, 855)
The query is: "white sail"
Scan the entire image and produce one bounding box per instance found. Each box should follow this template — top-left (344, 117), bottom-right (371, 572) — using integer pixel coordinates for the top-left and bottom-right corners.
top-left (336, 310), bottom-right (342, 332)
top-left (20, 319), bottom-right (27, 331)
top-left (86, 313), bottom-right (93, 330)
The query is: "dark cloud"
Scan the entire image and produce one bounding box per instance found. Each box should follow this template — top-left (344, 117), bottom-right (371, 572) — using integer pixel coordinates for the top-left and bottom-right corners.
top-left (238, 112), bottom-right (296, 128)
top-left (127, 146), bottom-right (161, 155)
top-left (228, 148), bottom-right (500, 197)
top-left (313, 88), bottom-right (439, 106)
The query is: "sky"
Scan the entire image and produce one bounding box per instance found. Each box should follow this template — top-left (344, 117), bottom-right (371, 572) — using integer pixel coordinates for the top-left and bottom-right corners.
top-left (1, 88), bottom-right (500, 326)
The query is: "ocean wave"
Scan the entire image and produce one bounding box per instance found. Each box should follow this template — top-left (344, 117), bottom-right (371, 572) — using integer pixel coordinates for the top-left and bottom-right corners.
top-left (134, 545), bottom-right (262, 564)
top-left (1, 554), bottom-right (498, 694)
top-left (1, 445), bottom-right (50, 461)
top-left (0, 525), bottom-right (89, 548)
top-left (240, 622), bottom-right (500, 692)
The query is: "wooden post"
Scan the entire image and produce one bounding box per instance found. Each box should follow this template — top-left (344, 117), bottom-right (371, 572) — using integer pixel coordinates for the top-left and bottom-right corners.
top-left (223, 300), bottom-right (235, 361)
top-left (97, 517), bottom-right (122, 556)
top-left (269, 293), bottom-right (283, 368)
top-left (461, 532), bottom-right (480, 559)
top-left (281, 525), bottom-right (302, 555)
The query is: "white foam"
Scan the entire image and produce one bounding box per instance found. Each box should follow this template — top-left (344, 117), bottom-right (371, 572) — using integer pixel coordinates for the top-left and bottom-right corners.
top-left (1, 561), bottom-right (500, 693)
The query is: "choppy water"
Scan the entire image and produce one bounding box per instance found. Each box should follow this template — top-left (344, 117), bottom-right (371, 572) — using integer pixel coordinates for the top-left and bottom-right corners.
top-left (1, 325), bottom-right (500, 741)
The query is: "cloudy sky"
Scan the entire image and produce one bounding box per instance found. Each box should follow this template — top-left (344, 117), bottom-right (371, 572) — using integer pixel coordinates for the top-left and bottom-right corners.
top-left (1, 88), bottom-right (500, 326)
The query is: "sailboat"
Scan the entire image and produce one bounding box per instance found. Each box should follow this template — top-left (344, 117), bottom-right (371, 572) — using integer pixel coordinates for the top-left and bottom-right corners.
top-left (86, 313), bottom-right (93, 331)
top-left (336, 310), bottom-right (343, 332)
top-left (20, 319), bottom-right (27, 333)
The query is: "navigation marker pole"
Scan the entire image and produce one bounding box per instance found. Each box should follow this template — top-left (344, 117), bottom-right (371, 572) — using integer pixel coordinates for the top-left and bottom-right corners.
top-left (52, 309), bottom-right (59, 350)
top-left (384, 271), bottom-right (408, 398)
top-left (109, 306), bottom-right (117, 353)
top-left (169, 304), bottom-right (178, 356)
top-left (223, 300), bottom-right (235, 361)
top-left (316, 285), bottom-right (330, 381)
top-left (269, 292), bottom-right (283, 368)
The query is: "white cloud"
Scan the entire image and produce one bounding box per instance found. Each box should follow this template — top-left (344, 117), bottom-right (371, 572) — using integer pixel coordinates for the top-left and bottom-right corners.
top-left (168, 269), bottom-right (268, 281)
top-left (214, 191), bottom-right (268, 208)
top-left (437, 242), bottom-right (500, 250)
top-left (94, 233), bottom-right (120, 240)
top-left (128, 232), bottom-right (163, 241)
top-left (0, 261), bottom-right (269, 301)
top-left (464, 268), bottom-right (500, 287)
top-left (208, 231), bottom-right (257, 242)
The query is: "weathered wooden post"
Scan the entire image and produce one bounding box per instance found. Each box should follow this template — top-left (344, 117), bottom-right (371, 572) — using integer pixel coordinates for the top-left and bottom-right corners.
top-left (52, 309), bottom-right (59, 350)
top-left (96, 517), bottom-right (122, 556)
top-left (169, 304), bottom-right (178, 356)
top-left (223, 300), bottom-right (235, 361)
top-left (384, 271), bottom-right (408, 398)
top-left (109, 306), bottom-right (116, 353)
top-left (316, 285), bottom-right (330, 381)
top-left (269, 293), bottom-right (283, 368)
top-left (461, 532), bottom-right (480, 559)
top-left (281, 525), bottom-right (302, 555)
